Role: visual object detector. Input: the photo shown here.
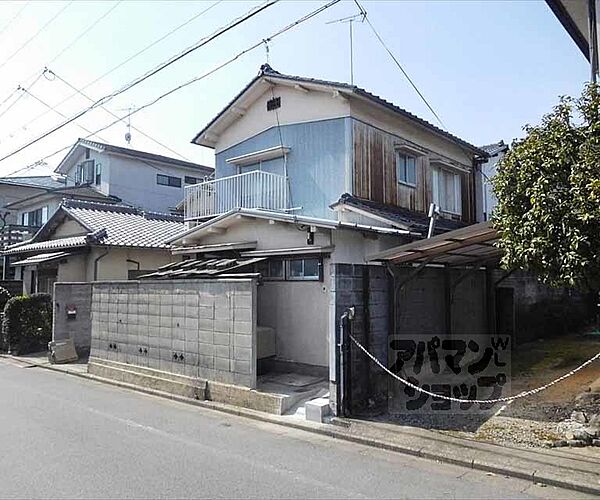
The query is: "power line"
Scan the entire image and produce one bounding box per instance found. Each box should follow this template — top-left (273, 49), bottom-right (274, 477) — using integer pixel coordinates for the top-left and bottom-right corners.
top-left (0, 1), bottom-right (30, 40)
top-left (0, 0), bottom-right (275, 164)
top-left (0, 71), bottom-right (45, 122)
top-left (47, 1), bottom-right (122, 66)
top-left (0, 1), bottom-right (121, 120)
top-left (21, 86), bottom-right (109, 142)
top-left (3, 0), bottom-right (343, 178)
top-left (0, 1), bottom-right (73, 73)
top-left (355, 0), bottom-right (447, 130)
top-left (48, 69), bottom-right (193, 161)
top-left (8, 0), bottom-right (223, 140)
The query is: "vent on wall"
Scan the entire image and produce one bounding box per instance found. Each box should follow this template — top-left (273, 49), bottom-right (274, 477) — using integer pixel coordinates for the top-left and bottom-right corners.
top-left (267, 96), bottom-right (281, 111)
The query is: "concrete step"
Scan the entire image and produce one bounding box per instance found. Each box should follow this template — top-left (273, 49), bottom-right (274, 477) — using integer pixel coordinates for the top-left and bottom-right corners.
top-left (88, 358), bottom-right (290, 415)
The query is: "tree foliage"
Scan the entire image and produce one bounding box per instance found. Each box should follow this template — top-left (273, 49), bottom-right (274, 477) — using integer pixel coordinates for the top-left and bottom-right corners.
top-left (492, 84), bottom-right (600, 291)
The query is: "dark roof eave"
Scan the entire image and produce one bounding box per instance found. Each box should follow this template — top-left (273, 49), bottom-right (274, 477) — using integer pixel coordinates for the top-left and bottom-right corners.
top-left (546, 0), bottom-right (590, 60)
top-left (191, 68), bottom-right (487, 157)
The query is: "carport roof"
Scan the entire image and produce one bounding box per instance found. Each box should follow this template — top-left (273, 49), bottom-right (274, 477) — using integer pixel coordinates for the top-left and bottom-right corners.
top-left (368, 221), bottom-right (501, 266)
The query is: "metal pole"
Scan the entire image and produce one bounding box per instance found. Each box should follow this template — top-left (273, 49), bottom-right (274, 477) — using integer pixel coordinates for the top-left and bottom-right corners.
top-left (589, 0), bottom-right (598, 82)
top-left (349, 19), bottom-right (354, 85)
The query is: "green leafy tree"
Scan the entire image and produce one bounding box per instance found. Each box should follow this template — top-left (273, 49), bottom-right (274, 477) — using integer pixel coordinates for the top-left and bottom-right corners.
top-left (492, 83), bottom-right (600, 291)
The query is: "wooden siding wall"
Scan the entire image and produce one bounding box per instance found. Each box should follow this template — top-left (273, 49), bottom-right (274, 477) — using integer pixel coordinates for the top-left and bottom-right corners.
top-left (352, 121), bottom-right (475, 223)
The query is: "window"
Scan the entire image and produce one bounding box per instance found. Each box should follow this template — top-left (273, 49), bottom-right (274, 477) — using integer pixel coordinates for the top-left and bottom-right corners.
top-left (396, 152), bottom-right (416, 186)
top-left (432, 167), bottom-right (462, 215)
top-left (21, 206), bottom-right (48, 227)
top-left (184, 176), bottom-right (199, 185)
top-left (257, 259), bottom-right (284, 280)
top-left (286, 258), bottom-right (321, 281)
top-left (95, 163), bottom-right (102, 185)
top-left (76, 159), bottom-right (95, 185)
top-left (157, 174), bottom-right (182, 188)
top-left (257, 257), bottom-right (321, 281)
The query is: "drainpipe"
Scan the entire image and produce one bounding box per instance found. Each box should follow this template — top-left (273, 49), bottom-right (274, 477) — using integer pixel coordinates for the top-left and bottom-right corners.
top-left (589, 0), bottom-right (598, 83)
top-left (93, 248), bottom-right (110, 281)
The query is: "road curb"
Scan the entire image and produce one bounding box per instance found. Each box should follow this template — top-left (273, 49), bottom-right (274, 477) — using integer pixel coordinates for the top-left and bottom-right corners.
top-left (6, 355), bottom-right (600, 496)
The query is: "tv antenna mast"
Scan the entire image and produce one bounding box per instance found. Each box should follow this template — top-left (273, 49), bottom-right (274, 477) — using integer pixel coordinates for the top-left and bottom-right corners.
top-left (118, 105), bottom-right (135, 144)
top-left (326, 4), bottom-right (367, 85)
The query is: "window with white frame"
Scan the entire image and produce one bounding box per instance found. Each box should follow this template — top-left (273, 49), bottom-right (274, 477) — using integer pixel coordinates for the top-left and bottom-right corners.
top-left (432, 167), bottom-right (462, 215)
top-left (396, 152), bottom-right (416, 186)
top-left (21, 206), bottom-right (48, 227)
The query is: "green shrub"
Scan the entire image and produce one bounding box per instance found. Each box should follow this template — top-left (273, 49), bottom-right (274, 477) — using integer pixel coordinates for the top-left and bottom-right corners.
top-left (1, 294), bottom-right (52, 355)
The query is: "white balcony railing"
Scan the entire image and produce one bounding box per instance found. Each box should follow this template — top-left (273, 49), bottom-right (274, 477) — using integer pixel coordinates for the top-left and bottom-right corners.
top-left (184, 170), bottom-right (288, 221)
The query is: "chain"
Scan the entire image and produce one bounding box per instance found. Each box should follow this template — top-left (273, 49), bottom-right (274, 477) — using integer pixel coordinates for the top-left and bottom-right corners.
top-left (349, 334), bottom-right (600, 404)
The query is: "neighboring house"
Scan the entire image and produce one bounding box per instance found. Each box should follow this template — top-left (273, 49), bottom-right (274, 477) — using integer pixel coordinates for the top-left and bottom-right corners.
top-left (167, 65), bottom-right (487, 380)
top-left (0, 176), bottom-right (67, 247)
top-left (479, 140), bottom-right (509, 221)
top-left (3, 199), bottom-right (183, 295)
top-left (0, 175), bottom-right (68, 279)
top-left (55, 138), bottom-right (213, 214)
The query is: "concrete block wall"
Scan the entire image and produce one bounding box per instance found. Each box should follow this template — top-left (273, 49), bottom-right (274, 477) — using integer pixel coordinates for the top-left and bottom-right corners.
top-left (90, 279), bottom-right (258, 388)
top-left (53, 283), bottom-right (92, 357)
top-left (331, 263), bottom-right (390, 413)
top-left (491, 270), bottom-right (593, 344)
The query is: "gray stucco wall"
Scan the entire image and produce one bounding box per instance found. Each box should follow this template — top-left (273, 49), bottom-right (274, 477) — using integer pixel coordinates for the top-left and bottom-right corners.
top-left (53, 282), bottom-right (92, 356)
top-left (257, 279), bottom-right (329, 368)
top-left (90, 279), bottom-right (258, 388)
top-left (216, 118), bottom-right (350, 220)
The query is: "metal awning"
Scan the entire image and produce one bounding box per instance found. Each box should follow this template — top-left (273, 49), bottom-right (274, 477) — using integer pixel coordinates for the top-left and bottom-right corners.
top-left (140, 257), bottom-right (266, 279)
top-left (368, 221), bottom-right (501, 266)
top-left (11, 251), bottom-right (79, 267)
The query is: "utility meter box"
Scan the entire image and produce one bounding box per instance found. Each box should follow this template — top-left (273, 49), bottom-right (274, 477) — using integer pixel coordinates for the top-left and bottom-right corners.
top-left (48, 339), bottom-right (78, 364)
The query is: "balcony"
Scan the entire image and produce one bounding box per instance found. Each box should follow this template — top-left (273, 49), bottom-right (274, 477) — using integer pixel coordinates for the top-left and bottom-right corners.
top-left (184, 170), bottom-right (288, 221)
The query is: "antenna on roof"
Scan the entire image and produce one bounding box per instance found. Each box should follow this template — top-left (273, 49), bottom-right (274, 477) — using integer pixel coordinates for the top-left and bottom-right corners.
top-left (326, 5), bottom-right (366, 85)
top-left (263, 38), bottom-right (271, 66)
top-left (118, 105), bottom-right (135, 145)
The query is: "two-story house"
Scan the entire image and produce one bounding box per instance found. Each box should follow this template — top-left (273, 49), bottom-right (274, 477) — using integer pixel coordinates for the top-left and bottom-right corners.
top-left (166, 65), bottom-right (487, 385)
top-left (54, 138), bottom-right (213, 214)
top-left (3, 139), bottom-right (212, 291)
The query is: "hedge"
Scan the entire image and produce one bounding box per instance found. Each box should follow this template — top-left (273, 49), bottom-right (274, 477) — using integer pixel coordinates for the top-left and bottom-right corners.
top-left (1, 294), bottom-right (53, 355)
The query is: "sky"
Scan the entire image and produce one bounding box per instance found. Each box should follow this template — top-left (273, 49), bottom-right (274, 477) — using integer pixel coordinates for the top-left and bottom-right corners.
top-left (0, 0), bottom-right (590, 178)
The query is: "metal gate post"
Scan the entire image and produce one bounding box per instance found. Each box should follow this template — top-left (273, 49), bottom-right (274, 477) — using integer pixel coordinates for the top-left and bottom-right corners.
top-left (338, 307), bottom-right (355, 417)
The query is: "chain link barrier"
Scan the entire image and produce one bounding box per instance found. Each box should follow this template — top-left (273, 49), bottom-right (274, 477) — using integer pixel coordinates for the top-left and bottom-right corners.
top-left (350, 334), bottom-right (600, 404)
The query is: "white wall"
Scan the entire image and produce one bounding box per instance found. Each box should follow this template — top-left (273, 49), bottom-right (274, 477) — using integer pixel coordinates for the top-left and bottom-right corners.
top-left (213, 83), bottom-right (350, 154)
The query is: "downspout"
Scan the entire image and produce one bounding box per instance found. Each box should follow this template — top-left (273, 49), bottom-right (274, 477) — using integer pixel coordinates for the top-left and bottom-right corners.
top-left (93, 248), bottom-right (110, 281)
top-left (589, 0), bottom-right (598, 83)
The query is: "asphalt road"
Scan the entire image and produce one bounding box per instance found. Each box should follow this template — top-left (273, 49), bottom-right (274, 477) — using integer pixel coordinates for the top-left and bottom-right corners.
top-left (0, 358), bottom-right (588, 499)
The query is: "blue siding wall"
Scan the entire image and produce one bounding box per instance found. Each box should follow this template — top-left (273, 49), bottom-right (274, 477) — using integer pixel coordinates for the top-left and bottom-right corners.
top-left (216, 118), bottom-right (350, 219)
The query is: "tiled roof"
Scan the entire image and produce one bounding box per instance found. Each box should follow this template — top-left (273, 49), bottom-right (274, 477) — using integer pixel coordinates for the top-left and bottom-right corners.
top-left (193, 65), bottom-right (487, 157)
top-left (480, 141), bottom-right (508, 156)
top-left (4, 235), bottom-right (89, 255)
top-left (0, 175), bottom-right (65, 189)
top-left (334, 193), bottom-right (467, 236)
top-left (4, 183), bottom-right (119, 209)
top-left (62, 200), bottom-right (185, 248)
top-left (4, 199), bottom-right (185, 255)
top-left (76, 139), bottom-right (212, 172)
